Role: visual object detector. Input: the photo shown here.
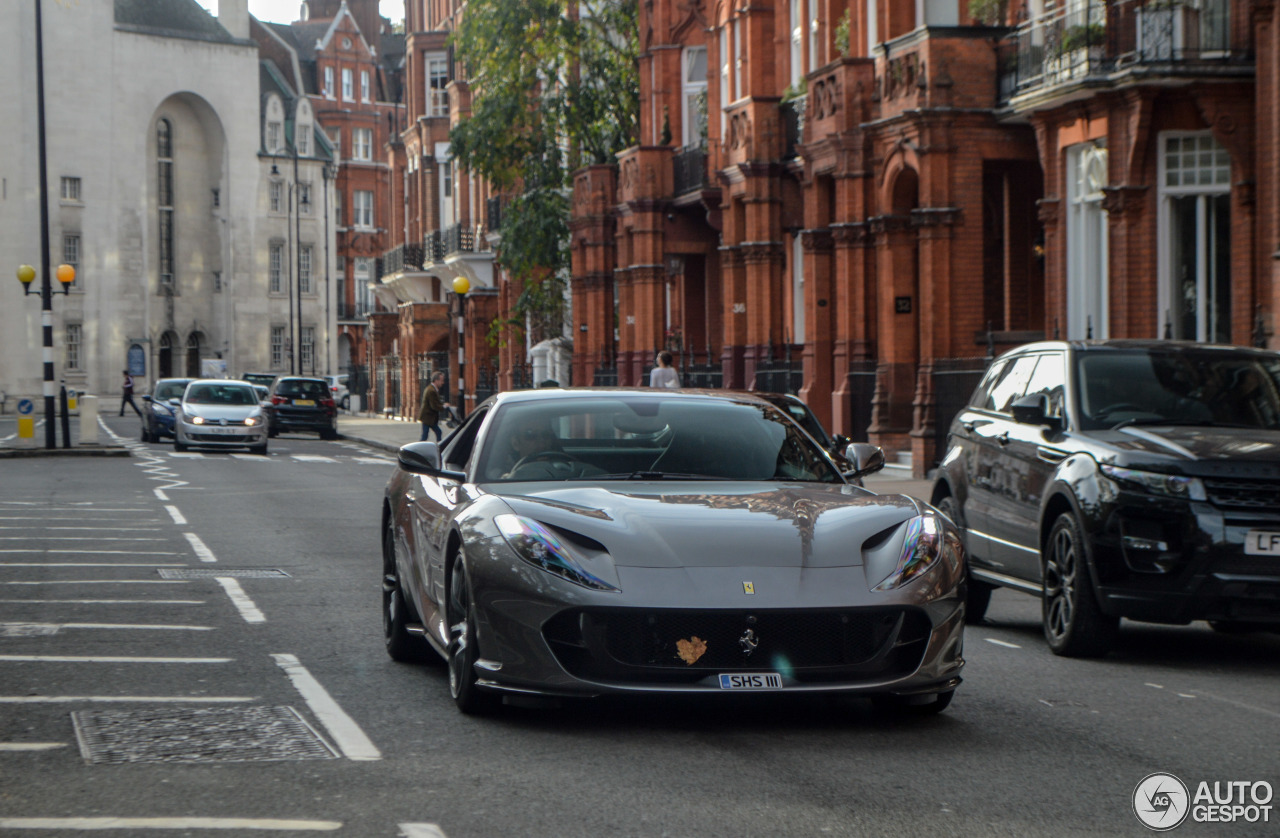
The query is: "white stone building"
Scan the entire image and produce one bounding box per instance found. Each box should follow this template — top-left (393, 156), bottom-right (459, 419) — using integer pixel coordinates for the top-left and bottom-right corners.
top-left (0, 0), bottom-right (337, 413)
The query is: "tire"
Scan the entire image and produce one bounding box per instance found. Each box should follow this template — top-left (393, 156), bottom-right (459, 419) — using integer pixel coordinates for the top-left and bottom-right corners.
top-left (1042, 512), bottom-right (1119, 657)
top-left (341, 396), bottom-right (350, 411)
top-left (447, 554), bottom-right (499, 715)
top-left (141, 425), bottom-right (151, 443)
top-left (935, 495), bottom-right (992, 624)
top-left (267, 425), bottom-right (278, 438)
top-left (321, 427), bottom-right (338, 441)
top-left (871, 689), bottom-right (955, 716)
top-left (251, 440), bottom-right (269, 456)
top-left (173, 429), bottom-right (188, 453)
top-left (382, 513), bottom-right (426, 663)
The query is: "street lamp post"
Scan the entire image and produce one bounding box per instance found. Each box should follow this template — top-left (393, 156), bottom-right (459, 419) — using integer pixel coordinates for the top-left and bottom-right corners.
top-left (452, 276), bottom-right (469, 419)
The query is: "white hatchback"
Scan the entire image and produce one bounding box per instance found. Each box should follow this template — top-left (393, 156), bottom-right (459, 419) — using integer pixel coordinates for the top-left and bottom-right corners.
top-left (323, 374), bottom-right (350, 410)
top-left (174, 379), bottom-right (268, 455)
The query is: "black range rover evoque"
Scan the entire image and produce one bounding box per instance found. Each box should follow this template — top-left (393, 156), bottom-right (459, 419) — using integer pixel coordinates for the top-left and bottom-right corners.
top-left (931, 340), bottom-right (1280, 656)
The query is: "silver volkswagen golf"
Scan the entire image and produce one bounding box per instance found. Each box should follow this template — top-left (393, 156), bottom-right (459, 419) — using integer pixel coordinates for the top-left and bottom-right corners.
top-left (173, 379), bottom-right (268, 455)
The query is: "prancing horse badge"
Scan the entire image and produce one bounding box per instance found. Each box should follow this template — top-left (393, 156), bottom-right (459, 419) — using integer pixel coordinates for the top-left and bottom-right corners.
top-left (742, 581), bottom-right (755, 595)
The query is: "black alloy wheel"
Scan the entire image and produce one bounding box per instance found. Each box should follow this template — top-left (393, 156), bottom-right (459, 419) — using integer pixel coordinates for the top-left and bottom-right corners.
top-left (446, 553), bottom-right (498, 714)
top-left (1042, 512), bottom-right (1119, 657)
top-left (382, 513), bottom-right (424, 662)
top-left (935, 495), bottom-right (992, 624)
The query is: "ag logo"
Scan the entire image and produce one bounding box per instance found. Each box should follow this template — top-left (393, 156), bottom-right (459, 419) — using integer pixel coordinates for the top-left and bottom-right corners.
top-left (1133, 773), bottom-right (1190, 831)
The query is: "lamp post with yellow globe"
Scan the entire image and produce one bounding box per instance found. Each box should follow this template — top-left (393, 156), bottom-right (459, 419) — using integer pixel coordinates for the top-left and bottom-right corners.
top-left (452, 276), bottom-right (470, 419)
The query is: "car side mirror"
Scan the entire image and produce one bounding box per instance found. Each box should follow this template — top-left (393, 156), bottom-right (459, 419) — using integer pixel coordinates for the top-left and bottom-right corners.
top-left (168, 398), bottom-right (181, 407)
top-left (1011, 392), bottom-right (1063, 431)
top-left (398, 441), bottom-right (467, 481)
top-left (844, 442), bottom-right (886, 478)
top-left (142, 395), bottom-right (152, 403)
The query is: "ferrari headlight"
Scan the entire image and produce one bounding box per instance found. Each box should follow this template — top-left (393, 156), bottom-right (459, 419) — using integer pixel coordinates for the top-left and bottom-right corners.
top-left (1100, 465), bottom-right (1206, 501)
top-left (872, 513), bottom-right (960, 592)
top-left (495, 514), bottom-right (620, 592)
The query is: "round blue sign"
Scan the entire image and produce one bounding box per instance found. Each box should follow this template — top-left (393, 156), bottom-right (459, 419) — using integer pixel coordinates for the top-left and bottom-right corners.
top-left (17, 398), bottom-right (34, 415)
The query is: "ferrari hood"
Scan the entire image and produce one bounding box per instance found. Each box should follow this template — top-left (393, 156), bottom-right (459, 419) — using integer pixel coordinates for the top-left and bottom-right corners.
top-left (493, 482), bottom-right (922, 569)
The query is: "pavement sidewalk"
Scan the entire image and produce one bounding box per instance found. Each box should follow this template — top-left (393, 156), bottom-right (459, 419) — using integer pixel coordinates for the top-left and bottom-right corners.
top-left (335, 414), bottom-right (935, 500)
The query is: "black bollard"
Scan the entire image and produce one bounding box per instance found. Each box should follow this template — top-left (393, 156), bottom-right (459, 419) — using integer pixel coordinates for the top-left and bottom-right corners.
top-left (59, 382), bottom-right (71, 448)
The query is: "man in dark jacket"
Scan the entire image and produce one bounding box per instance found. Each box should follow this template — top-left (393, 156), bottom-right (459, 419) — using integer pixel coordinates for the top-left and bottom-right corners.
top-left (418, 371), bottom-right (451, 442)
top-left (119, 370), bottom-right (141, 417)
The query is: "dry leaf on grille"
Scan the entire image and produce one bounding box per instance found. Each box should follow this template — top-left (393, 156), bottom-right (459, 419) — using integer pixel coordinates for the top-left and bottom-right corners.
top-left (676, 636), bottom-right (708, 665)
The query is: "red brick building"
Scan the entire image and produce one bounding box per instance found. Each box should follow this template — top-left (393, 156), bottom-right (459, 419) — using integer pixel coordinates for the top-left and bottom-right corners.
top-left (572, 0), bottom-right (1271, 476)
top-left (255, 0), bottom-right (405, 409)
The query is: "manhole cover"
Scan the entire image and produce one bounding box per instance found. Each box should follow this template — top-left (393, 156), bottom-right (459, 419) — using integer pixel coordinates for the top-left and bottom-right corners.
top-left (158, 568), bottom-right (291, 579)
top-left (72, 705), bottom-right (338, 764)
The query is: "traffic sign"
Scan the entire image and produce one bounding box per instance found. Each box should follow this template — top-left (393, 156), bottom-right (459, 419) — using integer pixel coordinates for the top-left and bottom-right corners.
top-left (17, 398), bottom-right (34, 415)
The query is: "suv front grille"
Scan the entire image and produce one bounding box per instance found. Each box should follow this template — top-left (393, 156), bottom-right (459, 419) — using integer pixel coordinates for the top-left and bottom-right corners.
top-left (1204, 479), bottom-right (1280, 511)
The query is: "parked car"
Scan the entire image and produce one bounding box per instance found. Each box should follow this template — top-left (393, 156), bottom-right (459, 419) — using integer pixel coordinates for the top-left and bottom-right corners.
top-left (140, 377), bottom-right (194, 442)
top-left (382, 388), bottom-right (964, 715)
top-left (932, 340), bottom-right (1280, 657)
top-left (323, 374), bottom-right (350, 410)
top-left (173, 379), bottom-right (268, 455)
top-left (241, 372), bottom-right (278, 388)
top-left (266, 377), bottom-right (338, 439)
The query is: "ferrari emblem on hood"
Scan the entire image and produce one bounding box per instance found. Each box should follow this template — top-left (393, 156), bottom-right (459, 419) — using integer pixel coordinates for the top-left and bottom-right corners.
top-left (743, 581), bottom-right (755, 595)
top-left (676, 636), bottom-right (707, 665)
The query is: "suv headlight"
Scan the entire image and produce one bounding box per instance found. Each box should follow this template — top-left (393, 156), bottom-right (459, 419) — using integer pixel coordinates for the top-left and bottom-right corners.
top-left (871, 513), bottom-right (962, 592)
top-left (1100, 465), bottom-right (1206, 501)
top-left (495, 514), bottom-right (620, 592)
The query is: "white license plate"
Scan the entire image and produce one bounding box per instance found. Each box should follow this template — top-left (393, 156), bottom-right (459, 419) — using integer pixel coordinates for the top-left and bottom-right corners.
top-left (718, 673), bottom-right (783, 691)
top-left (202, 426), bottom-right (239, 435)
top-left (1244, 530), bottom-right (1280, 555)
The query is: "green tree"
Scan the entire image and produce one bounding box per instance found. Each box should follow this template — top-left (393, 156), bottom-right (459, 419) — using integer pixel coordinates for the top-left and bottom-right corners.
top-left (449, 0), bottom-right (639, 346)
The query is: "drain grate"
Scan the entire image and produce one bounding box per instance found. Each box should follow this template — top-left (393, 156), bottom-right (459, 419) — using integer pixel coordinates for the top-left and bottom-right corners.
top-left (72, 705), bottom-right (338, 764)
top-left (158, 568), bottom-right (291, 579)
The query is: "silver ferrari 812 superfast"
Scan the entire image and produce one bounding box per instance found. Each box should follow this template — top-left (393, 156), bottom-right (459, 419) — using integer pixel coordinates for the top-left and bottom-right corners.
top-left (381, 389), bottom-right (966, 715)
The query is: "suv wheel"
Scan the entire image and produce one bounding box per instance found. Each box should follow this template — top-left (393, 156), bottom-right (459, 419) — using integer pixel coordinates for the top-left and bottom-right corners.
top-left (1042, 512), bottom-right (1118, 657)
top-left (935, 495), bottom-right (992, 624)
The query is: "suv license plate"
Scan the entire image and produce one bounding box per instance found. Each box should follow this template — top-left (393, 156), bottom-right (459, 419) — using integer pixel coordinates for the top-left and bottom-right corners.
top-left (718, 673), bottom-right (783, 691)
top-left (1244, 530), bottom-right (1280, 556)
top-left (294, 399), bottom-right (315, 406)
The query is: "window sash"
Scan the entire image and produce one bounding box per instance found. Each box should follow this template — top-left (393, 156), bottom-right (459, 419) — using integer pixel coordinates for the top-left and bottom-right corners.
top-left (269, 243), bottom-right (284, 293)
top-left (271, 327), bottom-right (286, 367)
top-left (342, 68), bottom-right (354, 100)
top-left (299, 246), bottom-right (312, 293)
top-left (61, 177), bottom-right (82, 201)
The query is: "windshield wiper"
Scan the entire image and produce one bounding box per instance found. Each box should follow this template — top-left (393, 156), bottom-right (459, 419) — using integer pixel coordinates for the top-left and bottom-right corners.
top-left (571, 471), bottom-right (720, 480)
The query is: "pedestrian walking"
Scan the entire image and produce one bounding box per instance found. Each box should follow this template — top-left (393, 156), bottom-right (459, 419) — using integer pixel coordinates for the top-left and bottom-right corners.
top-left (649, 351), bottom-right (680, 388)
top-left (419, 371), bottom-right (452, 442)
top-left (119, 369), bottom-right (142, 417)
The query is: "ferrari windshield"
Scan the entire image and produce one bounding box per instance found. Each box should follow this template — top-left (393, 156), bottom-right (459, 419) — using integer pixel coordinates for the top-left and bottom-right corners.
top-left (1077, 349), bottom-right (1280, 430)
top-left (476, 396), bottom-right (843, 483)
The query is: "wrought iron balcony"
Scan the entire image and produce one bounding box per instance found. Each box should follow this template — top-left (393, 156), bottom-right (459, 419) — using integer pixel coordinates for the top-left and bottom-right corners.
top-left (380, 244), bottom-right (424, 280)
top-left (441, 222), bottom-right (491, 257)
top-left (997, 0), bottom-right (1244, 106)
top-left (673, 145), bottom-right (708, 195)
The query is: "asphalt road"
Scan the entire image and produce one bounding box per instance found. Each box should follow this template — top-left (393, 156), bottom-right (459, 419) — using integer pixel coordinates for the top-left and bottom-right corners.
top-left (0, 413), bottom-right (1276, 837)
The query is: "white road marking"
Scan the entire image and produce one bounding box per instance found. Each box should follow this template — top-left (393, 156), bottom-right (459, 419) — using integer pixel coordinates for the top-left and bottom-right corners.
top-left (0, 537), bottom-right (165, 542)
top-left (185, 532), bottom-right (217, 563)
top-left (400, 824), bottom-right (449, 838)
top-left (0, 599), bottom-right (202, 605)
top-left (0, 742), bottom-right (67, 751)
top-left (291, 455), bottom-right (338, 463)
top-left (0, 655), bottom-right (230, 663)
top-left (1145, 683), bottom-right (1164, 689)
top-left (0, 517), bottom-right (163, 523)
top-left (169, 452), bottom-right (206, 458)
top-left (154, 488), bottom-right (170, 501)
top-left (0, 550), bottom-right (180, 555)
top-left (1177, 693), bottom-right (1196, 699)
top-left (0, 563), bottom-right (185, 568)
top-left (0, 695), bottom-right (253, 704)
top-left (0, 818), bottom-right (342, 831)
top-left (165, 505), bottom-right (187, 524)
top-left (0, 507), bottom-right (150, 513)
top-left (984, 638), bottom-right (1021, 649)
top-left (216, 578), bottom-right (265, 623)
top-left (230, 453), bottom-right (272, 460)
top-left (354, 457), bottom-right (395, 465)
top-left (0, 622), bottom-right (212, 632)
top-left (2, 580), bottom-right (190, 585)
top-left (271, 653), bottom-right (380, 761)
top-left (0, 527), bottom-right (161, 532)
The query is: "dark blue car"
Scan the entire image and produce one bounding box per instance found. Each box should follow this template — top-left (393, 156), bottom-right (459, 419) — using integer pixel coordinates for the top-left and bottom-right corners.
top-left (140, 378), bottom-right (194, 442)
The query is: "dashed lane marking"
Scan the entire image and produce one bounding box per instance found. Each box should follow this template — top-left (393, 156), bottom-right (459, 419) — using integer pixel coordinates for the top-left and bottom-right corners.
top-left (400, 824), bottom-right (450, 838)
top-left (0, 817), bottom-right (342, 830)
top-left (0, 695), bottom-right (254, 704)
top-left (184, 532), bottom-right (217, 563)
top-left (984, 638), bottom-right (1022, 649)
top-left (216, 578), bottom-right (265, 623)
top-left (165, 505), bottom-right (187, 524)
top-left (0, 655), bottom-right (231, 663)
top-left (0, 743), bottom-right (67, 752)
top-left (271, 654), bottom-right (380, 761)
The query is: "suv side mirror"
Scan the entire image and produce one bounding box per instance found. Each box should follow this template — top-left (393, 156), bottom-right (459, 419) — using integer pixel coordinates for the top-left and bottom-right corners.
top-left (398, 441), bottom-right (468, 481)
top-left (1011, 393), bottom-right (1062, 431)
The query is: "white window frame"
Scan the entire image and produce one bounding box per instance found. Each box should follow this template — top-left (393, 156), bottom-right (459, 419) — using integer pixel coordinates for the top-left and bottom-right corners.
top-left (682, 47), bottom-right (707, 148)
top-left (719, 27), bottom-right (729, 138)
top-left (61, 176), bottom-right (81, 201)
top-left (324, 66), bottom-right (335, 98)
top-left (301, 326), bottom-right (315, 373)
top-left (1157, 131), bottom-right (1232, 342)
top-left (269, 241), bottom-right (284, 293)
top-left (790, 0), bottom-right (804, 87)
top-left (361, 70), bottom-right (371, 102)
top-left (792, 234), bottom-right (805, 344)
top-left (732, 18), bottom-right (743, 101)
top-left (269, 181), bottom-right (283, 214)
top-left (426, 55), bottom-right (449, 117)
top-left (66, 323), bottom-right (82, 371)
top-left (297, 126), bottom-right (310, 156)
top-left (342, 68), bottom-right (354, 101)
top-left (1066, 143), bottom-right (1109, 340)
top-left (299, 245), bottom-right (313, 293)
top-left (353, 128), bottom-right (373, 161)
top-left (271, 326), bottom-right (286, 368)
top-left (353, 190), bottom-right (374, 230)
top-left (267, 121), bottom-right (281, 151)
top-left (63, 233), bottom-right (80, 288)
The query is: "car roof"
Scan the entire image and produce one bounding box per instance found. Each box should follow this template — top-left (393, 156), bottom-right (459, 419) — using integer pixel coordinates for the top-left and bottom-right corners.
top-left (483, 387), bottom-right (778, 406)
top-left (1001, 339), bottom-right (1280, 358)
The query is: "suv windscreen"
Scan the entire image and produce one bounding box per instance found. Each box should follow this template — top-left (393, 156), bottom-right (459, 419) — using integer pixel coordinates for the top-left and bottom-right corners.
top-left (1077, 350), bottom-right (1280, 431)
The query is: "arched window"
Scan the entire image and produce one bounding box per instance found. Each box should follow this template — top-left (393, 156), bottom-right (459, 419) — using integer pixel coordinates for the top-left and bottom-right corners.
top-left (159, 331), bottom-right (176, 378)
top-left (186, 332), bottom-right (203, 378)
top-left (157, 119), bottom-right (174, 287)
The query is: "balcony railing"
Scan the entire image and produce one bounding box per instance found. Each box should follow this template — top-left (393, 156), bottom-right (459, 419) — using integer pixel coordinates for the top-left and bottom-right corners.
top-left (672, 145), bottom-right (708, 195)
top-left (997, 0), bottom-right (1242, 104)
top-left (441, 222), bottom-right (491, 256)
top-left (380, 244), bottom-right (424, 279)
top-left (337, 301), bottom-right (374, 320)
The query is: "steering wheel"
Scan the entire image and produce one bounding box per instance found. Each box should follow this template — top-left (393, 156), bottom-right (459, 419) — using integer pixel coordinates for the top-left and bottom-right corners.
top-left (507, 450), bottom-right (577, 478)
